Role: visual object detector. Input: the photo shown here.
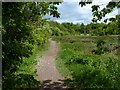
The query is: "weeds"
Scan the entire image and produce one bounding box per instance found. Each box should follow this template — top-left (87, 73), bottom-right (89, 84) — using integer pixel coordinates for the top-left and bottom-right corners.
top-left (54, 36), bottom-right (119, 89)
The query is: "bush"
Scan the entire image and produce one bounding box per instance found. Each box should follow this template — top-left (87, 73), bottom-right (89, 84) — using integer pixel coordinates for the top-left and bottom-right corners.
top-left (55, 36), bottom-right (119, 89)
top-left (92, 39), bottom-right (109, 55)
top-left (3, 73), bottom-right (40, 90)
top-left (66, 53), bottom-right (119, 89)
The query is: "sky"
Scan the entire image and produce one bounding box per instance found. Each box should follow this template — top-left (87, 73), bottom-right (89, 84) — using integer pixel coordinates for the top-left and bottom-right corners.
top-left (44, 0), bottom-right (118, 24)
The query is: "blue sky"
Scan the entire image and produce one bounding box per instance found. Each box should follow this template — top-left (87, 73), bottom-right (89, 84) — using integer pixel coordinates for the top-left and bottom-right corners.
top-left (44, 0), bottom-right (118, 24)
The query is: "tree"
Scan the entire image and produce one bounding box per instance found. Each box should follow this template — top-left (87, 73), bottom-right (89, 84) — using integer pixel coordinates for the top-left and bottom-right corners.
top-left (2, 2), bottom-right (61, 89)
top-left (79, 1), bottom-right (120, 23)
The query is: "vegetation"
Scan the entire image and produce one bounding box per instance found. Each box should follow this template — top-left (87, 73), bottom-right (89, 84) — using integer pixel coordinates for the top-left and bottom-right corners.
top-left (48, 20), bottom-right (119, 36)
top-left (79, 1), bottom-right (120, 23)
top-left (53, 36), bottom-right (119, 89)
top-left (2, 1), bottom-right (120, 90)
top-left (2, 2), bottom-right (60, 89)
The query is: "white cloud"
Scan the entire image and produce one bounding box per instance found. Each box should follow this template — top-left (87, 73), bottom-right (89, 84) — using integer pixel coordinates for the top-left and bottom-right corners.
top-left (55, 19), bottom-right (85, 24)
top-left (44, 1), bottom-right (118, 24)
top-left (63, 0), bottom-right (80, 2)
top-left (55, 2), bottom-right (93, 24)
top-left (92, 0), bottom-right (111, 5)
top-left (63, 0), bottom-right (112, 3)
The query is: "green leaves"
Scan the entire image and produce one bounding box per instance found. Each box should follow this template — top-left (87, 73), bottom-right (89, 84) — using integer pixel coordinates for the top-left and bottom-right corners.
top-left (92, 40), bottom-right (109, 55)
top-left (79, 1), bottom-right (92, 7)
top-left (79, 2), bottom-right (86, 7)
top-left (107, 2), bottom-right (116, 9)
top-left (50, 10), bottom-right (60, 18)
top-left (92, 5), bottom-right (100, 12)
top-left (2, 2), bottom-right (61, 89)
top-left (109, 17), bottom-right (116, 22)
top-left (92, 18), bottom-right (97, 22)
top-left (79, 1), bottom-right (119, 23)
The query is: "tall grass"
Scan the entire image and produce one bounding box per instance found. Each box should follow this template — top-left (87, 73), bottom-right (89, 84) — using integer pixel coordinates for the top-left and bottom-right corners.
top-left (16, 43), bottom-right (48, 76)
top-left (54, 35), bottom-right (119, 89)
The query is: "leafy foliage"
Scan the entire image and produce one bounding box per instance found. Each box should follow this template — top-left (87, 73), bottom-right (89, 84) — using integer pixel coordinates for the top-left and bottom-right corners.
top-left (92, 40), bottom-right (109, 55)
top-left (48, 20), bottom-right (119, 36)
top-left (79, 1), bottom-right (120, 23)
top-left (2, 2), bottom-right (60, 89)
top-left (54, 36), bottom-right (119, 89)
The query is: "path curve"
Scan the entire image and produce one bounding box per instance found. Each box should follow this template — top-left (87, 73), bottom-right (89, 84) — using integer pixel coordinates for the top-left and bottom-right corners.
top-left (37, 39), bottom-right (69, 90)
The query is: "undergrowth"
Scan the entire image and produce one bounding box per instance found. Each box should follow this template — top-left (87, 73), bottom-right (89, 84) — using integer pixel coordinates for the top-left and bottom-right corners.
top-left (4, 43), bottom-right (48, 89)
top-left (54, 36), bottom-right (119, 89)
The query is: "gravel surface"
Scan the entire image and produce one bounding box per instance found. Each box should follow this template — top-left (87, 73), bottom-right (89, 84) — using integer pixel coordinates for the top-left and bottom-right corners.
top-left (37, 39), bottom-right (70, 90)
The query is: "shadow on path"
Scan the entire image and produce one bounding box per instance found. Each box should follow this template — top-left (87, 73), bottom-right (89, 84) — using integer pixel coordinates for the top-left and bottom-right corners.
top-left (23, 79), bottom-right (72, 90)
top-left (39, 79), bottom-right (71, 90)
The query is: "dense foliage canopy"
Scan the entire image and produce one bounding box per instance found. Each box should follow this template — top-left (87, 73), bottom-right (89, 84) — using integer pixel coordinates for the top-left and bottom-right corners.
top-left (2, 2), bottom-right (60, 89)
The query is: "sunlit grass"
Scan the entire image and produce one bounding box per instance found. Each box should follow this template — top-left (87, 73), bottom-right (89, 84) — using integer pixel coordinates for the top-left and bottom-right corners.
top-left (16, 43), bottom-right (48, 76)
top-left (54, 35), bottom-right (119, 89)
top-left (55, 43), bottom-right (72, 79)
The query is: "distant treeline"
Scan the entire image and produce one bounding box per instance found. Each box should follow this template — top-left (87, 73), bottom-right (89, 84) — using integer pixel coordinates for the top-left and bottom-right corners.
top-left (48, 17), bottom-right (119, 36)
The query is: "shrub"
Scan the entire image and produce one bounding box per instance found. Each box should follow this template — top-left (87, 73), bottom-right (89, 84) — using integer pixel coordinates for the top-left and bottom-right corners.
top-left (66, 53), bottom-right (119, 89)
top-left (92, 39), bottom-right (109, 55)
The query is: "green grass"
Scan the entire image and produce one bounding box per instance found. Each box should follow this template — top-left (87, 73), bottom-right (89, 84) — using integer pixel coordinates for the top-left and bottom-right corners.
top-left (55, 43), bottom-right (72, 79)
top-left (53, 35), bottom-right (119, 44)
top-left (53, 35), bottom-right (119, 89)
top-left (15, 43), bottom-right (48, 76)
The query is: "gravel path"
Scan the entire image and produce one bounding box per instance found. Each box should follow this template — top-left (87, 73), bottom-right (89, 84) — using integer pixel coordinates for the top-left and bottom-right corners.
top-left (37, 39), bottom-right (69, 90)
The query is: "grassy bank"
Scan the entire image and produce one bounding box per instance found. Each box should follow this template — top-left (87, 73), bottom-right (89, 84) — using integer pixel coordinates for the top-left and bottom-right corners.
top-left (8, 43), bottom-right (49, 89)
top-left (53, 35), bottom-right (119, 89)
top-left (16, 43), bottom-right (48, 75)
top-left (55, 43), bottom-right (72, 79)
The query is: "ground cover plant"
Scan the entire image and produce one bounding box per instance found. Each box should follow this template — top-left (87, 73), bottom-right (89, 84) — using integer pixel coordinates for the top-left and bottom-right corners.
top-left (53, 35), bottom-right (120, 89)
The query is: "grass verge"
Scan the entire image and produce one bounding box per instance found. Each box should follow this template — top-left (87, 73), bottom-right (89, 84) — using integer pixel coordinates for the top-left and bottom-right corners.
top-left (16, 43), bottom-right (48, 76)
top-left (55, 43), bottom-right (72, 79)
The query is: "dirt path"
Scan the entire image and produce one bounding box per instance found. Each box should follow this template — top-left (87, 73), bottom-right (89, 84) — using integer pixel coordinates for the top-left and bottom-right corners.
top-left (37, 39), bottom-right (69, 90)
